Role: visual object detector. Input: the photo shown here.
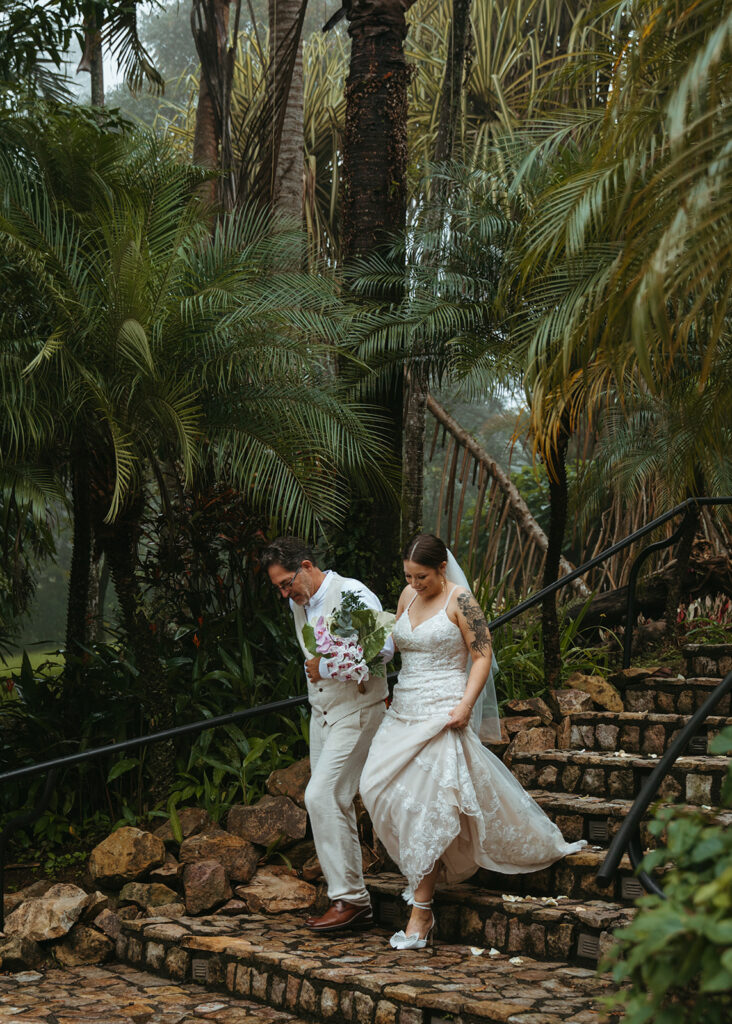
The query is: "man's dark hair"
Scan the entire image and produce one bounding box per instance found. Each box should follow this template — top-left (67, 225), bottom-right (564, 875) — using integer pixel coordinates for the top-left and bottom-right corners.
top-left (260, 536), bottom-right (318, 573)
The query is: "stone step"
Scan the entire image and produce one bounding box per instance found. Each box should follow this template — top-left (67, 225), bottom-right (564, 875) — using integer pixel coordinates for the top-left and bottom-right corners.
top-left (528, 789), bottom-right (732, 851)
top-left (369, 873), bottom-right (634, 966)
top-left (683, 643), bottom-right (732, 680)
top-left (117, 907), bottom-right (622, 1022)
top-left (510, 749), bottom-right (730, 806)
top-left (0, 961), bottom-right (312, 1024)
top-left (472, 845), bottom-right (652, 904)
top-left (560, 710), bottom-right (732, 756)
top-left (624, 676), bottom-right (730, 715)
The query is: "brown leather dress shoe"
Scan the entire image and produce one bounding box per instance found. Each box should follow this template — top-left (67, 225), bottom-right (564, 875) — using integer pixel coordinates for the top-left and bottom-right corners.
top-left (305, 899), bottom-right (374, 931)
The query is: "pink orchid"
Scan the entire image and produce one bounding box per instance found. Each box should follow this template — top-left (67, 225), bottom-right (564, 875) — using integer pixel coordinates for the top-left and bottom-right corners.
top-left (314, 616), bottom-right (336, 654)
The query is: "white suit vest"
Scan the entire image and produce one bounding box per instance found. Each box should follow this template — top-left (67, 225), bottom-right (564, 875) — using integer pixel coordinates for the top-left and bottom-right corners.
top-left (292, 572), bottom-right (388, 726)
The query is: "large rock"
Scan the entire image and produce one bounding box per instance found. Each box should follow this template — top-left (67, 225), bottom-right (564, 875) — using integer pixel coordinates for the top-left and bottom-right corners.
top-left (565, 672), bottom-right (623, 712)
top-left (215, 899), bottom-right (249, 916)
top-left (301, 854), bottom-right (323, 882)
top-left (611, 666), bottom-right (662, 688)
top-left (88, 826), bottom-right (165, 888)
top-left (503, 697), bottom-right (553, 724)
top-left (0, 934), bottom-right (47, 971)
top-left (506, 726), bottom-right (557, 759)
top-left (226, 795), bottom-right (307, 848)
top-left (81, 891), bottom-right (109, 921)
top-left (4, 883), bottom-right (90, 942)
top-left (145, 902), bottom-right (186, 919)
top-left (153, 808), bottom-right (213, 847)
top-left (54, 923), bottom-right (115, 967)
top-left (549, 689), bottom-right (595, 716)
top-left (183, 859), bottom-right (232, 915)
top-left (118, 882), bottom-right (180, 909)
top-left (150, 854), bottom-right (183, 889)
top-left (265, 757), bottom-right (310, 807)
top-left (234, 866), bottom-right (317, 913)
top-left (179, 831), bottom-right (260, 883)
top-left (2, 879), bottom-right (55, 917)
top-left (502, 715), bottom-right (542, 735)
top-left (93, 908), bottom-right (122, 941)
top-left (283, 840), bottom-right (317, 871)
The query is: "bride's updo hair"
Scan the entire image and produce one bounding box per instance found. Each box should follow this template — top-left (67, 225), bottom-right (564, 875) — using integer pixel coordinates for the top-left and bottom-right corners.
top-left (403, 533), bottom-right (448, 568)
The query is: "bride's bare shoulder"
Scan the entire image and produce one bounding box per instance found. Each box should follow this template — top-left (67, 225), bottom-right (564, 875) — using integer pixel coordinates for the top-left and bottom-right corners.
top-left (396, 585), bottom-right (416, 617)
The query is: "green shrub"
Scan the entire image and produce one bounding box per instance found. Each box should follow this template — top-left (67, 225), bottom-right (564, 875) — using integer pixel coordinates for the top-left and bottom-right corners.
top-left (604, 726), bottom-right (732, 1022)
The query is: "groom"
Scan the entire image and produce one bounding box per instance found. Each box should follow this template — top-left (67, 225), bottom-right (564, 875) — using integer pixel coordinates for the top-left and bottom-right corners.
top-left (261, 536), bottom-right (393, 931)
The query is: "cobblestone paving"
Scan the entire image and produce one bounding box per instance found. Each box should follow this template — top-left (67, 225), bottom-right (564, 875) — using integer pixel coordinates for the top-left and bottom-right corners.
top-left (116, 912), bottom-right (620, 1023)
top-left (0, 962), bottom-right (307, 1024)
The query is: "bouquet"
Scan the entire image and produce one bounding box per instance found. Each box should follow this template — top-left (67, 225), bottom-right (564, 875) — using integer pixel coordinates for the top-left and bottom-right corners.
top-left (302, 591), bottom-right (394, 693)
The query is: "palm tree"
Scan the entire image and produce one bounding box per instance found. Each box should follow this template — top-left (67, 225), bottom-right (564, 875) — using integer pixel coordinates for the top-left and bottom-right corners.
top-left (475, 0), bottom-right (732, 674)
top-left (0, 106), bottom-right (392, 797)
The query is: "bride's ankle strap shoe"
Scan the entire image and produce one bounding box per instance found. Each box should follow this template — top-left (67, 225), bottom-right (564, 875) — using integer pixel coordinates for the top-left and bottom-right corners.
top-left (389, 899), bottom-right (435, 950)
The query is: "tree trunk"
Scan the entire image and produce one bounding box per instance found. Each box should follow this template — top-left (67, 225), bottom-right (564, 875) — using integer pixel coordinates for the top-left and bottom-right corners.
top-left (665, 505), bottom-right (700, 638)
top-left (78, 14), bottom-right (105, 106)
top-left (191, 0), bottom-right (237, 210)
top-left (101, 504), bottom-right (176, 806)
top-left (402, 0), bottom-right (472, 540)
top-left (65, 453), bottom-right (92, 660)
top-left (341, 2), bottom-right (414, 259)
top-left (402, 365), bottom-right (427, 540)
top-left (433, 0), bottom-right (471, 163)
top-left (541, 420), bottom-right (571, 688)
top-left (268, 0), bottom-right (304, 220)
top-left (340, 2), bottom-right (416, 584)
top-left (63, 451), bottom-right (93, 732)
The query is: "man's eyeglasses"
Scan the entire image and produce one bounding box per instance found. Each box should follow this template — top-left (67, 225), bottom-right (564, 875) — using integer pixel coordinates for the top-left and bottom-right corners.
top-left (273, 566), bottom-right (302, 594)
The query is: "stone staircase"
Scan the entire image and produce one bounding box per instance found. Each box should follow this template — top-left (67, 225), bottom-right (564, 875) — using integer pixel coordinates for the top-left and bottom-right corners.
top-left (115, 642), bottom-right (732, 1024)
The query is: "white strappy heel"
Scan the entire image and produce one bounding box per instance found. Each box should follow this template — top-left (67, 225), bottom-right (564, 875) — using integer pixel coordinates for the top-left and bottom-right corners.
top-left (389, 899), bottom-right (435, 950)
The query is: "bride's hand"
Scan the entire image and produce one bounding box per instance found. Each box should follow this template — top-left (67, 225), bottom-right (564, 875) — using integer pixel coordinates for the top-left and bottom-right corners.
top-left (445, 701), bottom-right (472, 730)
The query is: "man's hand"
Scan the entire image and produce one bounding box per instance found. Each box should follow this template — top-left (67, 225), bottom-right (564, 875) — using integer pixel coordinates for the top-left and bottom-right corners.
top-left (305, 656), bottom-right (323, 683)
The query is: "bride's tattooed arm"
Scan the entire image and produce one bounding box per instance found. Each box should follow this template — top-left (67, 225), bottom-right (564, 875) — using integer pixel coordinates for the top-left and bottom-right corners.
top-left (457, 593), bottom-right (493, 656)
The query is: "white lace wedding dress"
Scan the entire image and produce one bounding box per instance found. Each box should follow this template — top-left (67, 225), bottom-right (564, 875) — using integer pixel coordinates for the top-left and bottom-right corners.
top-left (360, 588), bottom-right (586, 898)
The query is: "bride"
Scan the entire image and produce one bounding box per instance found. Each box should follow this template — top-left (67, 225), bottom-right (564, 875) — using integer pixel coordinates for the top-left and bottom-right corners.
top-left (360, 533), bottom-right (585, 949)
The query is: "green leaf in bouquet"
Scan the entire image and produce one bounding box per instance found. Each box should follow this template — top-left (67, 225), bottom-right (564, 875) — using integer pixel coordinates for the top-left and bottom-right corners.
top-left (302, 623), bottom-right (317, 655)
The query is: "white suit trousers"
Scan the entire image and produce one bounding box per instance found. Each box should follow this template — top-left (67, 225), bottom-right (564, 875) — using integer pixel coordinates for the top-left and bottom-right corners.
top-left (305, 702), bottom-right (385, 907)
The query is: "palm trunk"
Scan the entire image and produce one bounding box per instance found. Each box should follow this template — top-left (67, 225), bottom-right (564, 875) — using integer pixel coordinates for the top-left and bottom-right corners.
top-left (268, 0), bottom-right (304, 220)
top-left (77, 14), bottom-right (105, 107)
top-left (666, 502), bottom-right (700, 638)
top-left (433, 0), bottom-right (471, 163)
top-left (102, 505), bottom-right (176, 806)
top-left (66, 453), bottom-right (91, 660)
top-left (541, 420), bottom-right (571, 688)
top-left (341, 3), bottom-right (413, 259)
top-left (402, 365), bottom-right (427, 540)
top-left (341, 2), bottom-right (415, 583)
top-left (402, 0), bottom-right (472, 540)
top-left (191, 0), bottom-right (237, 210)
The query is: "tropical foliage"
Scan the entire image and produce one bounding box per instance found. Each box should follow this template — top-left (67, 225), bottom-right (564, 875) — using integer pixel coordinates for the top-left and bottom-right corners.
top-left (604, 727), bottom-right (732, 1022)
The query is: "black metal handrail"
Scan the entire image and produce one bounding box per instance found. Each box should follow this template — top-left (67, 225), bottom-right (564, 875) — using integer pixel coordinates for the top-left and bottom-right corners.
top-left (1, 494), bottom-right (730, 924)
top-left (596, 669), bottom-right (732, 895)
